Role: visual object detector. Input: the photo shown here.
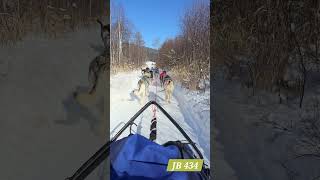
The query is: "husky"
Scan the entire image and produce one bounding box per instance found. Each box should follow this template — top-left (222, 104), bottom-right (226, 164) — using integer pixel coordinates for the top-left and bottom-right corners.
top-left (141, 67), bottom-right (153, 78)
top-left (141, 67), bottom-right (148, 75)
top-left (72, 52), bottom-right (109, 137)
top-left (163, 75), bottom-right (174, 103)
top-left (71, 19), bottom-right (110, 137)
top-left (153, 67), bottom-right (159, 76)
top-left (153, 70), bottom-right (158, 80)
top-left (132, 76), bottom-right (150, 105)
top-left (73, 49), bottom-right (109, 103)
top-left (96, 19), bottom-right (110, 49)
top-left (72, 27), bottom-right (110, 137)
top-left (87, 54), bottom-right (108, 94)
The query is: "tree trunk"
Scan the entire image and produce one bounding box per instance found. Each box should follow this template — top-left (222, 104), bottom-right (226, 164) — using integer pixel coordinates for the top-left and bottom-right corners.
top-left (293, 33), bottom-right (307, 108)
top-left (2, 0), bottom-right (7, 12)
top-left (17, 0), bottom-right (19, 17)
top-left (89, 0), bottom-right (91, 17)
top-left (118, 20), bottom-right (122, 66)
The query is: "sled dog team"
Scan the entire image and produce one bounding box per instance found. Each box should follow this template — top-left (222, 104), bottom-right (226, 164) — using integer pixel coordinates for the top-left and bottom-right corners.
top-left (71, 19), bottom-right (174, 136)
top-left (133, 68), bottom-right (174, 105)
top-left (73, 19), bottom-right (174, 108)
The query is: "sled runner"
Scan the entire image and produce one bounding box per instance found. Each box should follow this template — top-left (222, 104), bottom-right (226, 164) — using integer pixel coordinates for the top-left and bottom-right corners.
top-left (66, 101), bottom-right (210, 180)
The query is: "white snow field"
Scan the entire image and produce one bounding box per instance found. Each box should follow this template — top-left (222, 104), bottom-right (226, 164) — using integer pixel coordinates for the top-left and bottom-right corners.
top-left (110, 71), bottom-right (210, 164)
top-left (0, 27), bottom-right (110, 180)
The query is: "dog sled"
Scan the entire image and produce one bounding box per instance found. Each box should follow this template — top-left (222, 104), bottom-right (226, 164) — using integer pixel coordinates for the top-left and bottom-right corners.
top-left (66, 101), bottom-right (210, 180)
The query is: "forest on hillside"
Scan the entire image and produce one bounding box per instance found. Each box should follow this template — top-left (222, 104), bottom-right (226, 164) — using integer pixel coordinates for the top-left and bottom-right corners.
top-left (0, 0), bottom-right (108, 44)
top-left (110, 1), bottom-right (210, 91)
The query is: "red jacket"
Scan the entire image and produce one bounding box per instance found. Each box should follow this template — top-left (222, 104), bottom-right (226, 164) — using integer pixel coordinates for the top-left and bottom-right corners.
top-left (160, 71), bottom-right (166, 79)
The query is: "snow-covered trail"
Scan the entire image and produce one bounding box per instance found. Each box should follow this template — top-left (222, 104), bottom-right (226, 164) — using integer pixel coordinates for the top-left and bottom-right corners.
top-left (213, 77), bottom-right (288, 180)
top-left (213, 73), bottom-right (320, 180)
top-left (110, 71), bottom-right (210, 163)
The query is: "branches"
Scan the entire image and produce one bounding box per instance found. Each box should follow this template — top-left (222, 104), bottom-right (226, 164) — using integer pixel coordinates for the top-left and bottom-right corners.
top-left (158, 0), bottom-right (210, 90)
top-left (0, 0), bottom-right (107, 44)
top-left (110, 3), bottom-right (151, 72)
top-left (212, 0), bottom-right (320, 107)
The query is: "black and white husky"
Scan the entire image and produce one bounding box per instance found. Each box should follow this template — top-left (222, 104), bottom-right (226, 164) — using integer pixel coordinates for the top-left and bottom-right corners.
top-left (141, 68), bottom-right (153, 78)
top-left (72, 19), bottom-right (110, 136)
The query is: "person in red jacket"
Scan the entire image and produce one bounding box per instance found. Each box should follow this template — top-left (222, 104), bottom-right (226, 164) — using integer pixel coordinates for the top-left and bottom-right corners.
top-left (159, 70), bottom-right (166, 86)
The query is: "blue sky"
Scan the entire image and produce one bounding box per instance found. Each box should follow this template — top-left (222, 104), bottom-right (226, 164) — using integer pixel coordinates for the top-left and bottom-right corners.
top-left (112, 0), bottom-right (196, 49)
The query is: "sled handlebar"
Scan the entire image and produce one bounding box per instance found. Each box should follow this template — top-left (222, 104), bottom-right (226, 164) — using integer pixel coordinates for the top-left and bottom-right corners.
top-left (66, 100), bottom-right (204, 180)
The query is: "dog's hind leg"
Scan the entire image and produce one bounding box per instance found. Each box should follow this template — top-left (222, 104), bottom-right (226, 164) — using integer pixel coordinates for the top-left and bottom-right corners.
top-left (168, 92), bottom-right (171, 104)
top-left (74, 71), bottom-right (105, 107)
top-left (73, 70), bottom-right (109, 137)
top-left (164, 91), bottom-right (168, 103)
top-left (73, 90), bottom-right (98, 107)
top-left (146, 85), bottom-right (150, 97)
top-left (141, 96), bottom-right (146, 105)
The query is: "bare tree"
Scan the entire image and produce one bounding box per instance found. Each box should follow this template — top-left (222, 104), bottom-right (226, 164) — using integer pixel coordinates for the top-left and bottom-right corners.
top-left (110, 2), bottom-right (151, 72)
